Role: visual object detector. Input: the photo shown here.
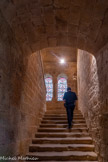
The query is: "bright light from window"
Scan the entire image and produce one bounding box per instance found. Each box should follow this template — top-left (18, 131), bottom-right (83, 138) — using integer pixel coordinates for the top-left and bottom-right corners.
top-left (60, 59), bottom-right (65, 64)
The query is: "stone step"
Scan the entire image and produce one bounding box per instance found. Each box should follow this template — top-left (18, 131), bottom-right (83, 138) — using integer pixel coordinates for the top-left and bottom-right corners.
top-left (35, 132), bottom-right (90, 138)
top-left (28, 161), bottom-right (98, 162)
top-left (43, 117), bottom-right (84, 120)
top-left (39, 123), bottom-right (87, 128)
top-left (46, 107), bottom-right (80, 110)
top-left (38, 128), bottom-right (88, 133)
top-left (46, 110), bottom-right (81, 113)
top-left (32, 137), bottom-right (93, 144)
top-left (45, 111), bottom-right (82, 114)
top-left (45, 113), bottom-right (82, 116)
top-left (45, 112), bottom-right (82, 114)
top-left (29, 144), bottom-right (95, 152)
top-left (41, 120), bottom-right (86, 124)
top-left (27, 151), bottom-right (98, 161)
top-left (46, 109), bottom-right (80, 111)
top-left (44, 115), bottom-right (83, 118)
top-left (35, 161), bottom-right (98, 162)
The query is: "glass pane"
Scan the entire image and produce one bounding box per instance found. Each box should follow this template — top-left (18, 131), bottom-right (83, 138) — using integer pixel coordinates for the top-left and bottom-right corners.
top-left (58, 77), bottom-right (67, 101)
top-left (45, 77), bottom-right (53, 101)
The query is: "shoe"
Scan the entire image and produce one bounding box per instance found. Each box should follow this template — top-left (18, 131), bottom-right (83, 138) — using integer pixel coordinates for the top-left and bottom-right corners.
top-left (72, 121), bottom-right (74, 124)
top-left (66, 125), bottom-right (71, 129)
top-left (68, 125), bottom-right (72, 129)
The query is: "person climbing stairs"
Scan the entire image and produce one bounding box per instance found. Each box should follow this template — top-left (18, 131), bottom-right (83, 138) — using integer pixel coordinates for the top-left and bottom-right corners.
top-left (26, 106), bottom-right (98, 161)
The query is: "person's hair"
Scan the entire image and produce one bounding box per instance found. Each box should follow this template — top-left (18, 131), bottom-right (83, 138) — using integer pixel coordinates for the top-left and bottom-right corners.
top-left (67, 87), bottom-right (71, 91)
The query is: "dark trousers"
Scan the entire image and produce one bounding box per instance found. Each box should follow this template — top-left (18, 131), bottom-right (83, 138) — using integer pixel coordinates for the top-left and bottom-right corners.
top-left (64, 103), bottom-right (75, 127)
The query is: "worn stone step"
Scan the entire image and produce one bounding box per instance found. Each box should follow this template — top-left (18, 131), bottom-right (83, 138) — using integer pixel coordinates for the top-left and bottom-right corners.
top-left (33, 160), bottom-right (98, 162)
top-left (36, 161), bottom-right (98, 162)
top-left (45, 111), bottom-right (82, 114)
top-left (44, 114), bottom-right (84, 119)
top-left (28, 161), bottom-right (98, 162)
top-left (35, 132), bottom-right (90, 138)
top-left (27, 151), bottom-right (98, 161)
top-left (29, 144), bottom-right (95, 152)
top-left (39, 124), bottom-right (87, 128)
top-left (46, 110), bottom-right (81, 114)
top-left (45, 111), bottom-right (82, 115)
top-left (46, 109), bottom-right (80, 112)
top-left (43, 117), bottom-right (84, 120)
top-left (38, 128), bottom-right (88, 133)
top-left (32, 137), bottom-right (93, 144)
top-left (44, 113), bottom-right (83, 117)
top-left (46, 107), bottom-right (80, 110)
top-left (41, 120), bottom-right (86, 124)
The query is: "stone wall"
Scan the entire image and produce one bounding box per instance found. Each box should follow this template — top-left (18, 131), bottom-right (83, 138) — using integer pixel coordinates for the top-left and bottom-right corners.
top-left (77, 48), bottom-right (108, 162)
top-left (17, 52), bottom-right (46, 156)
top-left (0, 11), bottom-right (46, 157)
top-left (96, 45), bottom-right (108, 162)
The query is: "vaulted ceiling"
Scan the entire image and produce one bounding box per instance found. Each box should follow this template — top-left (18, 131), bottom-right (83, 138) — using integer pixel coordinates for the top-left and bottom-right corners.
top-left (41, 47), bottom-right (77, 62)
top-left (0, 0), bottom-right (108, 55)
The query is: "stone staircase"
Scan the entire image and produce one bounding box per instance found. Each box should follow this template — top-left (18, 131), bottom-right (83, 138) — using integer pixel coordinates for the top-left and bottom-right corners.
top-left (27, 106), bottom-right (98, 161)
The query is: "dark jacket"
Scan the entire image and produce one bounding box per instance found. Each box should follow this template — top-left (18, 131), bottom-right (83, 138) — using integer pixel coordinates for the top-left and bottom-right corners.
top-left (63, 91), bottom-right (77, 105)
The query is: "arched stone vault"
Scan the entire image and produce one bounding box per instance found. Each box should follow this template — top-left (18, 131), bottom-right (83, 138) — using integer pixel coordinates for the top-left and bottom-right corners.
top-left (0, 0), bottom-right (108, 55)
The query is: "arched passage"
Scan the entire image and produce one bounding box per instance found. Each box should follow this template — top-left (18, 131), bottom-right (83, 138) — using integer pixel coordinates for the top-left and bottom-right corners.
top-left (0, 1), bottom-right (108, 161)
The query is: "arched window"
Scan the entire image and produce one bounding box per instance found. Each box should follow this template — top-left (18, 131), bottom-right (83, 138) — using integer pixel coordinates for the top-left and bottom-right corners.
top-left (57, 75), bottom-right (67, 101)
top-left (45, 75), bottom-right (53, 101)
